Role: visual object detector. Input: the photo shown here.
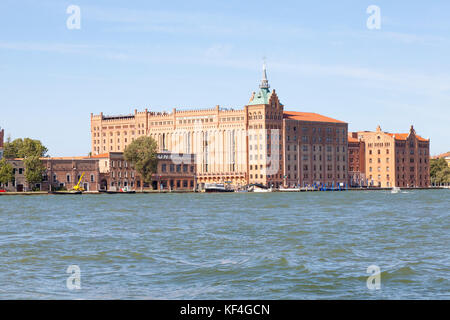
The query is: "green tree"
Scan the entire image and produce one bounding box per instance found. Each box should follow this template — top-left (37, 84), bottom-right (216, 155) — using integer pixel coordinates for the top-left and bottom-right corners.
top-left (24, 156), bottom-right (45, 190)
top-left (123, 136), bottom-right (158, 191)
top-left (430, 157), bottom-right (450, 185)
top-left (3, 138), bottom-right (48, 158)
top-left (2, 137), bottom-right (20, 159)
top-left (0, 158), bottom-right (14, 187)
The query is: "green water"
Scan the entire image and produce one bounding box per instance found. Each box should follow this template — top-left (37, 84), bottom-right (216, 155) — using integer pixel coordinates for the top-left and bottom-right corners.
top-left (0, 190), bottom-right (448, 299)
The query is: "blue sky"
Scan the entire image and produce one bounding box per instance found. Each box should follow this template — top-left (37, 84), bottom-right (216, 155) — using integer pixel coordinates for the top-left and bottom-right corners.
top-left (1, 0), bottom-right (449, 156)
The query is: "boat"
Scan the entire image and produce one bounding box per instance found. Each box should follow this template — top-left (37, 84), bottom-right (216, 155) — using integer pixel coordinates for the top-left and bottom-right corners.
top-left (49, 191), bottom-right (82, 195)
top-left (391, 186), bottom-right (401, 194)
top-left (104, 190), bottom-right (136, 194)
top-left (100, 186), bottom-right (136, 194)
top-left (252, 187), bottom-right (272, 193)
top-left (203, 183), bottom-right (234, 193)
top-left (248, 184), bottom-right (273, 192)
top-left (279, 187), bottom-right (301, 192)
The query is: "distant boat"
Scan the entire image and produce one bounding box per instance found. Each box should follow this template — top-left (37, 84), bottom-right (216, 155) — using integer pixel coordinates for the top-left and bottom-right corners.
top-left (105, 190), bottom-right (136, 194)
top-left (391, 187), bottom-right (401, 194)
top-left (279, 187), bottom-right (301, 192)
top-left (49, 191), bottom-right (82, 195)
top-left (204, 183), bottom-right (234, 193)
top-left (248, 184), bottom-right (273, 193)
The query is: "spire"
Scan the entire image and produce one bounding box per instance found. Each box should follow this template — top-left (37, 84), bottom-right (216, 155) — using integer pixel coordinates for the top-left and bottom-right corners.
top-left (259, 60), bottom-right (270, 90)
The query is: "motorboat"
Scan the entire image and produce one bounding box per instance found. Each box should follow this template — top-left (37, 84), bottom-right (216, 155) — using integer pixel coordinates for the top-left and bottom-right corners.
top-left (204, 183), bottom-right (234, 193)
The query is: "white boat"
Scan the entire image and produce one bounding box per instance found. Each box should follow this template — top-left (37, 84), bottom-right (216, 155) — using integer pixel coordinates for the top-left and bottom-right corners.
top-left (253, 187), bottom-right (272, 193)
top-left (391, 186), bottom-right (401, 194)
top-left (203, 183), bottom-right (234, 193)
top-left (279, 187), bottom-right (301, 192)
top-left (249, 185), bottom-right (272, 192)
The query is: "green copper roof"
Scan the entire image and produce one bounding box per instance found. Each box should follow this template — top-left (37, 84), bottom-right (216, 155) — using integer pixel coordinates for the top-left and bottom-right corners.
top-left (248, 88), bottom-right (272, 105)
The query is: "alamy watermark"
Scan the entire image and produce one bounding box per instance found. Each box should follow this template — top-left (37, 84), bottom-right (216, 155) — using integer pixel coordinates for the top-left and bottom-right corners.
top-left (66, 265), bottom-right (81, 290)
top-left (66, 5), bottom-right (81, 30)
top-left (366, 265), bottom-right (381, 290)
top-left (366, 5), bottom-right (381, 30)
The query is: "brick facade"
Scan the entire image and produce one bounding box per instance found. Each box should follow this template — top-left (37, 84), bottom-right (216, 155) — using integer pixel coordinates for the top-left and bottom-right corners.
top-left (90, 65), bottom-right (348, 188)
top-left (351, 125), bottom-right (430, 188)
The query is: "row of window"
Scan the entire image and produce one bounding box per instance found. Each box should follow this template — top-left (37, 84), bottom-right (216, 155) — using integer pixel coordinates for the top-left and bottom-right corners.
top-left (161, 164), bottom-right (195, 173)
top-left (286, 126), bottom-right (346, 134)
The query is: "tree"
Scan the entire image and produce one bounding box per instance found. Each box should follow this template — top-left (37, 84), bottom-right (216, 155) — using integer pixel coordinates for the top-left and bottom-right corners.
top-left (24, 156), bottom-right (45, 189)
top-left (430, 157), bottom-right (450, 185)
top-left (123, 136), bottom-right (158, 191)
top-left (3, 138), bottom-right (48, 158)
top-left (0, 158), bottom-right (14, 187)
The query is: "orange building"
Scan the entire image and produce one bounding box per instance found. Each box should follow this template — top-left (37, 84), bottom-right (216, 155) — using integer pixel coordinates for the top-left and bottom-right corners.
top-left (351, 125), bottom-right (430, 187)
top-left (91, 64), bottom-right (349, 188)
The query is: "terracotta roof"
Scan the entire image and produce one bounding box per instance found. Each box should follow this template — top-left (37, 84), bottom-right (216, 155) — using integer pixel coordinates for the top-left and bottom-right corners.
top-left (386, 133), bottom-right (429, 142)
top-left (431, 152), bottom-right (450, 159)
top-left (89, 153), bottom-right (110, 159)
top-left (43, 156), bottom-right (89, 160)
top-left (347, 135), bottom-right (359, 143)
top-left (8, 156), bottom-right (91, 161)
top-left (283, 111), bottom-right (346, 124)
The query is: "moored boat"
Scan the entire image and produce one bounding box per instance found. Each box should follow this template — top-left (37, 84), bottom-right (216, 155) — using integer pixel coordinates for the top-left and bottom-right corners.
top-left (248, 184), bottom-right (273, 192)
top-left (279, 187), bottom-right (301, 192)
top-left (203, 183), bottom-right (234, 193)
top-left (48, 191), bottom-right (82, 195)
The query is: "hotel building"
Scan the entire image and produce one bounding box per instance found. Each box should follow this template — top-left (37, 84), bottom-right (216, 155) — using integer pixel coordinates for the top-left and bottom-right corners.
top-left (90, 65), bottom-right (348, 188)
top-left (350, 125), bottom-right (430, 188)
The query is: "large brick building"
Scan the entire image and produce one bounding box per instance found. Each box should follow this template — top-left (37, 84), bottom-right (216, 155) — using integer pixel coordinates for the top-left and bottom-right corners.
top-left (90, 64), bottom-right (348, 188)
top-left (350, 125), bottom-right (430, 188)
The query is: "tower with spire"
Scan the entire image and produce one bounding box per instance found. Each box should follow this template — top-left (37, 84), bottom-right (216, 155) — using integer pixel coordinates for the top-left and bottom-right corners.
top-left (248, 61), bottom-right (281, 107)
top-left (245, 60), bottom-right (284, 189)
top-left (259, 61), bottom-right (270, 90)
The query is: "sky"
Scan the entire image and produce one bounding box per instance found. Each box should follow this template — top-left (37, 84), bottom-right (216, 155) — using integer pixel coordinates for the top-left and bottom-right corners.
top-left (0, 0), bottom-right (449, 156)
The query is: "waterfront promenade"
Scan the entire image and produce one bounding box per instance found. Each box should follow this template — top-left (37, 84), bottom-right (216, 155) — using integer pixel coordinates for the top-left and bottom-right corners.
top-left (0, 187), bottom-right (446, 196)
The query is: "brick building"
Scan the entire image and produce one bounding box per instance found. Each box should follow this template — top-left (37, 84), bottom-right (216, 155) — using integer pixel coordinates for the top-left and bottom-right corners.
top-left (90, 64), bottom-right (348, 188)
top-left (348, 133), bottom-right (366, 187)
top-left (1, 157), bottom-right (101, 192)
top-left (93, 152), bottom-right (196, 191)
top-left (351, 125), bottom-right (430, 188)
top-left (0, 152), bottom-right (196, 192)
top-left (282, 112), bottom-right (348, 188)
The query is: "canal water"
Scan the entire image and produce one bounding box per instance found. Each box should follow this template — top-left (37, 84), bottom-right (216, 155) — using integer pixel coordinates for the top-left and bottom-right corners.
top-left (0, 190), bottom-right (448, 299)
